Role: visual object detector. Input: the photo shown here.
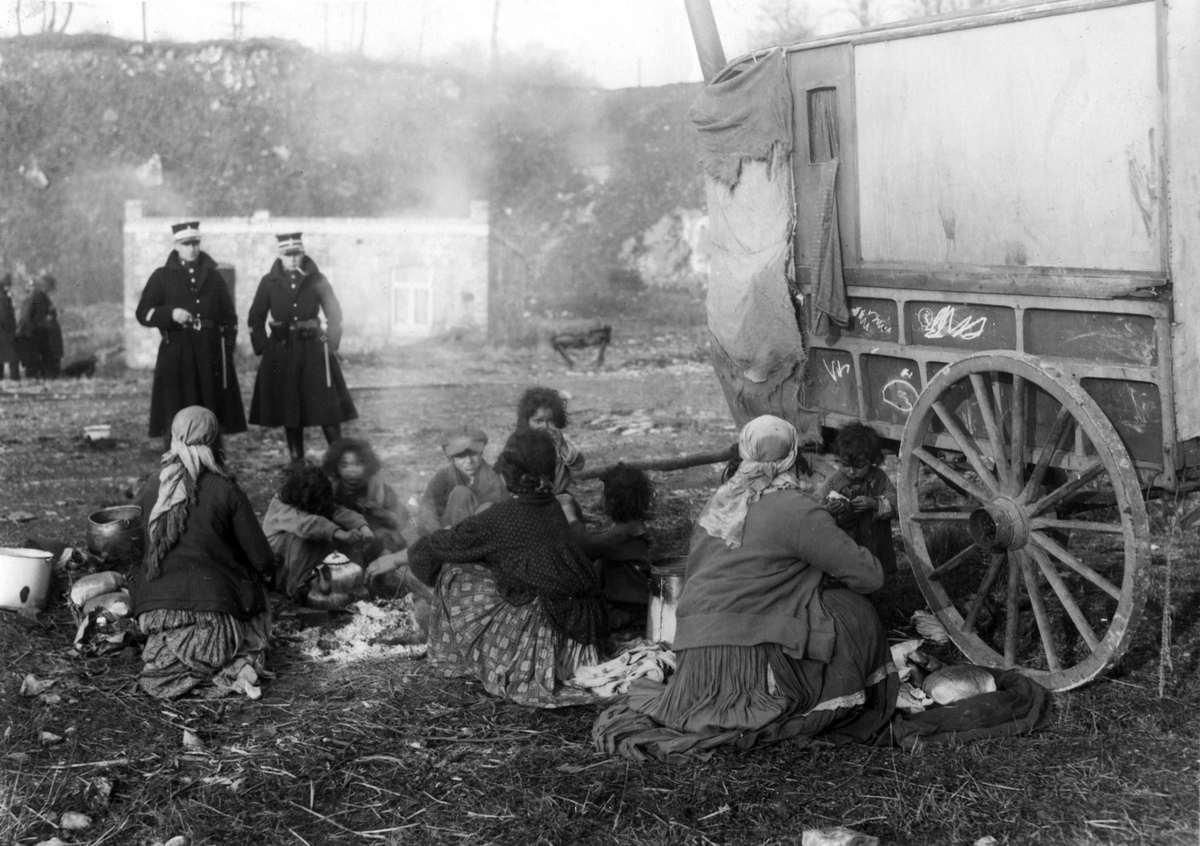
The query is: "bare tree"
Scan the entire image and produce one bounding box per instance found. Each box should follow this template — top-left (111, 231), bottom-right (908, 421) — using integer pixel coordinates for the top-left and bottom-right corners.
top-left (745, 0), bottom-right (814, 50)
top-left (356, 1), bottom-right (367, 55)
top-left (490, 0), bottom-right (501, 73)
top-left (20, 1), bottom-right (75, 33)
top-left (231, 1), bottom-right (245, 41)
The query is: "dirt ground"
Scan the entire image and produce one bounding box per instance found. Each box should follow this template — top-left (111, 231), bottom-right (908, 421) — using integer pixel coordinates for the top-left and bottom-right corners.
top-left (2, 308), bottom-right (1199, 846)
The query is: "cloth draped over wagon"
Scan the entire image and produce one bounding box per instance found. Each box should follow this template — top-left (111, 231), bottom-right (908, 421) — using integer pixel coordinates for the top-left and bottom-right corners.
top-left (690, 47), bottom-right (849, 435)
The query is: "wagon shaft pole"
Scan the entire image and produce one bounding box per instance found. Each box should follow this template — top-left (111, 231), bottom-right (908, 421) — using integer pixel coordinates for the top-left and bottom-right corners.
top-left (578, 444), bottom-right (737, 481)
top-left (684, 0), bottom-right (726, 83)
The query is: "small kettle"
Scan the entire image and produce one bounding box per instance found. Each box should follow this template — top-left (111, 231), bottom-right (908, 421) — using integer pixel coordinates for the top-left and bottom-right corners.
top-left (309, 553), bottom-right (364, 609)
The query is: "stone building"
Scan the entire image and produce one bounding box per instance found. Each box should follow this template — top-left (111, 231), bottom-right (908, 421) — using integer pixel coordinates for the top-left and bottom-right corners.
top-left (122, 200), bottom-right (489, 368)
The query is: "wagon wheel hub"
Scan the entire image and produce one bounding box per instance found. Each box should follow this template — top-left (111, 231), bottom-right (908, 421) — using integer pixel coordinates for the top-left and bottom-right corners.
top-left (968, 497), bottom-right (1029, 551)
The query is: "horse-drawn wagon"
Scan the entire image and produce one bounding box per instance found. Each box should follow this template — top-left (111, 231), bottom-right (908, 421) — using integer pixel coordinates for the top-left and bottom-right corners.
top-left (686, 0), bottom-right (1200, 690)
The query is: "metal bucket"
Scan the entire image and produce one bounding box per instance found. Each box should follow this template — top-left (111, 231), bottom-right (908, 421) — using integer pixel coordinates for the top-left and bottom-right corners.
top-left (0, 547), bottom-right (54, 614)
top-left (87, 505), bottom-right (145, 566)
top-left (647, 557), bottom-right (687, 645)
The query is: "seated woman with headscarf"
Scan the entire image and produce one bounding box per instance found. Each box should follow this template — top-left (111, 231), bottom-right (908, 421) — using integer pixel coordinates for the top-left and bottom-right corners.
top-left (405, 428), bottom-right (608, 707)
top-left (129, 406), bottom-right (275, 700)
top-left (593, 414), bottom-right (897, 760)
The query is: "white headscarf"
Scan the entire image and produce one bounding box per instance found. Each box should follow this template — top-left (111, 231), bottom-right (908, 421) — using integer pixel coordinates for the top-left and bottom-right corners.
top-left (697, 414), bottom-right (802, 548)
top-left (145, 406), bottom-right (225, 576)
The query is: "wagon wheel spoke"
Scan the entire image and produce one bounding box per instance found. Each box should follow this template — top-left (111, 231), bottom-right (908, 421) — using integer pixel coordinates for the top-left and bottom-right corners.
top-left (963, 552), bottom-right (1005, 634)
top-left (1029, 517), bottom-right (1124, 535)
top-left (912, 447), bottom-right (990, 504)
top-left (1029, 545), bottom-right (1100, 650)
top-left (1017, 550), bottom-right (1061, 673)
top-left (1030, 531), bottom-right (1121, 601)
top-left (930, 541), bottom-right (981, 579)
top-left (931, 400), bottom-right (1001, 496)
top-left (911, 510), bottom-right (972, 522)
top-left (1009, 373), bottom-right (1027, 488)
top-left (1028, 461), bottom-right (1107, 517)
top-left (969, 373), bottom-right (1012, 490)
top-left (1020, 407), bottom-right (1074, 502)
top-left (1003, 552), bottom-right (1021, 665)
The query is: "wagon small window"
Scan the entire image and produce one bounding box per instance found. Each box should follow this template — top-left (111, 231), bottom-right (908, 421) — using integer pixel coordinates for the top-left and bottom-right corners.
top-left (807, 87), bottom-right (840, 163)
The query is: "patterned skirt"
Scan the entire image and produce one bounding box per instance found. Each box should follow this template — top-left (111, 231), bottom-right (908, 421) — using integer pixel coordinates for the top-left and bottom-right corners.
top-left (592, 588), bottom-right (898, 760)
top-left (428, 564), bottom-right (601, 708)
top-left (137, 606), bottom-right (271, 700)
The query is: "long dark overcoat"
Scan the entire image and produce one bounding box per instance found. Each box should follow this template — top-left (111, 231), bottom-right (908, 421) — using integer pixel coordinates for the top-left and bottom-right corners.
top-left (136, 250), bottom-right (247, 438)
top-left (247, 256), bottom-right (357, 428)
top-left (0, 288), bottom-right (17, 363)
top-left (16, 287), bottom-right (63, 377)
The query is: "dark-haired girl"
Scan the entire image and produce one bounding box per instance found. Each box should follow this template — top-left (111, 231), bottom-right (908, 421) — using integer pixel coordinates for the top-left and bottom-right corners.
top-left (516, 386), bottom-right (584, 496)
top-left (575, 464), bottom-right (654, 611)
top-left (323, 437), bottom-right (411, 557)
top-left (262, 463), bottom-right (371, 600)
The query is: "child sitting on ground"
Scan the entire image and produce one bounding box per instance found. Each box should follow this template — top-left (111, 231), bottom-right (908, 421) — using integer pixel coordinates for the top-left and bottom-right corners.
top-left (817, 421), bottom-right (897, 576)
top-left (323, 437), bottom-right (411, 558)
top-left (517, 386), bottom-right (584, 518)
top-left (573, 464), bottom-right (654, 619)
top-left (415, 424), bottom-right (509, 538)
top-left (263, 463), bottom-right (373, 602)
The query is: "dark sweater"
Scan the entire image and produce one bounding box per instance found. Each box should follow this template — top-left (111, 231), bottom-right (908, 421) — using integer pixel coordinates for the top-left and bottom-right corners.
top-left (409, 494), bottom-right (608, 646)
top-left (130, 473), bottom-right (275, 618)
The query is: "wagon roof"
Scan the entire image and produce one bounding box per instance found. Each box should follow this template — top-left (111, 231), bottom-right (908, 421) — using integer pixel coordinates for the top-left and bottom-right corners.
top-left (717, 0), bottom-right (1148, 81)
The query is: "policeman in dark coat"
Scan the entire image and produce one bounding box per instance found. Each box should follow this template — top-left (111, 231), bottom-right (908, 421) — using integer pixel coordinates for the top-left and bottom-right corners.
top-left (0, 273), bottom-right (19, 381)
top-left (248, 232), bottom-right (357, 464)
top-left (136, 221), bottom-right (247, 439)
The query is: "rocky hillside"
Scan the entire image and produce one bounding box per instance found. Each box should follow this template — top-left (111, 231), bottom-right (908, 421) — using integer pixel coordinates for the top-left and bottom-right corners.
top-left (0, 33), bottom-right (706, 307)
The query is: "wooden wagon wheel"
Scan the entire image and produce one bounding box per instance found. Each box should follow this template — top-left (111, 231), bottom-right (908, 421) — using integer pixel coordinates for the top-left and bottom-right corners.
top-left (898, 351), bottom-right (1150, 691)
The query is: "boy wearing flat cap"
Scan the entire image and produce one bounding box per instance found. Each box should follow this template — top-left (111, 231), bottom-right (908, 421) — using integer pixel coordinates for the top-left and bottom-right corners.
top-left (415, 424), bottom-right (509, 537)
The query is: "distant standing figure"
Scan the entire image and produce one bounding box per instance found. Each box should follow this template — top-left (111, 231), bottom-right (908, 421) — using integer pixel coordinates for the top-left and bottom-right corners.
top-left (0, 273), bottom-right (20, 382)
top-left (16, 272), bottom-right (63, 379)
top-left (248, 233), bottom-right (357, 465)
top-left (136, 221), bottom-right (246, 439)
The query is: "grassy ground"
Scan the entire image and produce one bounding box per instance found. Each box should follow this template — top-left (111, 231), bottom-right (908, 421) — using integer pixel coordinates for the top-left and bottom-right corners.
top-left (2, 289), bottom-right (1198, 845)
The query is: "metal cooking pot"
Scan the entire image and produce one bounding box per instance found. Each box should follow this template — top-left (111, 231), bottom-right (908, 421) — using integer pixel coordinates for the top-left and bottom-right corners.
top-left (87, 505), bottom-right (145, 566)
top-left (0, 547), bottom-right (54, 614)
top-left (647, 557), bottom-right (687, 646)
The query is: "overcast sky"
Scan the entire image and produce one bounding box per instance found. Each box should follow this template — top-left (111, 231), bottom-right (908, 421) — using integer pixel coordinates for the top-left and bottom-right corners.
top-left (0, 0), bottom-right (924, 88)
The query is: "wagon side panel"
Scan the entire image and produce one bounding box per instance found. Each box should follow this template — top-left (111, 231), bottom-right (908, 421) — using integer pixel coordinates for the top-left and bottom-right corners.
top-left (1167, 2), bottom-right (1200, 443)
top-left (853, 2), bottom-right (1159, 271)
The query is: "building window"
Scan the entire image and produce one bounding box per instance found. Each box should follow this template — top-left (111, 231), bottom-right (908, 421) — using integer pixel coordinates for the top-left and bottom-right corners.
top-left (390, 266), bottom-right (433, 332)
